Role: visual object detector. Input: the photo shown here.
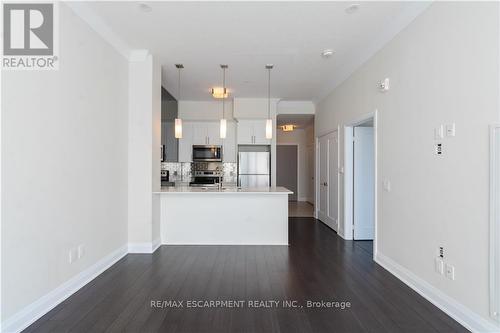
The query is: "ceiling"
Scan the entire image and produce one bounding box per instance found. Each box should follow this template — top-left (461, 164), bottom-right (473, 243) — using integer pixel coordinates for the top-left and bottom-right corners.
top-left (84, 1), bottom-right (430, 101)
top-left (277, 114), bottom-right (314, 129)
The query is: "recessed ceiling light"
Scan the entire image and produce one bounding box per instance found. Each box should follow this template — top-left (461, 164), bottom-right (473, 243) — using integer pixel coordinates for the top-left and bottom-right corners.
top-left (345, 4), bottom-right (360, 14)
top-left (138, 3), bottom-right (152, 12)
top-left (321, 49), bottom-right (335, 58)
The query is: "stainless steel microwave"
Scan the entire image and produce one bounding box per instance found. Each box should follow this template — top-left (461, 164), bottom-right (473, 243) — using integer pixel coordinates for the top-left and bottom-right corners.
top-left (192, 145), bottom-right (222, 162)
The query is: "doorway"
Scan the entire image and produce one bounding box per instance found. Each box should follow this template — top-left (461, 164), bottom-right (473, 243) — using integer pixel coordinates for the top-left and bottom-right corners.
top-left (277, 145), bottom-right (298, 201)
top-left (316, 130), bottom-right (339, 231)
top-left (353, 123), bottom-right (375, 239)
top-left (344, 113), bottom-right (377, 256)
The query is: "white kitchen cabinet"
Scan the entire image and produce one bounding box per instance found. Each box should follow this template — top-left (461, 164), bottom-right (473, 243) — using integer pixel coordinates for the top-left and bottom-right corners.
top-left (222, 121), bottom-right (237, 162)
top-left (191, 122), bottom-right (222, 146)
top-left (237, 119), bottom-right (271, 145)
top-left (206, 122), bottom-right (222, 146)
top-left (178, 121), bottom-right (236, 162)
top-left (178, 122), bottom-right (193, 162)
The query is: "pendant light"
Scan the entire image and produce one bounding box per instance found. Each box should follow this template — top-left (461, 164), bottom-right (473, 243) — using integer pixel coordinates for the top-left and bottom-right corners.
top-left (174, 64), bottom-right (184, 139)
top-left (219, 64), bottom-right (228, 139)
top-left (265, 64), bottom-right (273, 139)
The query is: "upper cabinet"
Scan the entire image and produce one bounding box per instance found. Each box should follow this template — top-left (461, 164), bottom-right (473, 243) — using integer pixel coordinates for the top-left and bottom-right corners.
top-left (178, 121), bottom-right (237, 162)
top-left (237, 119), bottom-right (271, 145)
top-left (191, 121), bottom-right (222, 146)
top-left (178, 122), bottom-right (193, 162)
top-left (222, 121), bottom-right (237, 162)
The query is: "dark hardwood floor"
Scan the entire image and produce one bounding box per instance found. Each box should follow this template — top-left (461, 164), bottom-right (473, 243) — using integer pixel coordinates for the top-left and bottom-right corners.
top-left (25, 217), bottom-right (468, 333)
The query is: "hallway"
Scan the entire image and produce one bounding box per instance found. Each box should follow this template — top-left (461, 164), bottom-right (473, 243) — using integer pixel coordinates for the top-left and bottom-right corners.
top-left (288, 201), bottom-right (314, 218)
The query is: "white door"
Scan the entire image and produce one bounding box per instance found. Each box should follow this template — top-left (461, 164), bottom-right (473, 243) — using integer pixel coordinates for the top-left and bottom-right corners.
top-left (327, 132), bottom-right (339, 230)
top-left (317, 131), bottom-right (338, 231)
top-left (306, 144), bottom-right (315, 203)
top-left (353, 127), bottom-right (375, 240)
top-left (318, 136), bottom-right (328, 222)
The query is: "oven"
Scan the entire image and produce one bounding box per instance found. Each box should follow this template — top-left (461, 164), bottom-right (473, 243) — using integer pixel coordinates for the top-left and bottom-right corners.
top-left (192, 145), bottom-right (222, 162)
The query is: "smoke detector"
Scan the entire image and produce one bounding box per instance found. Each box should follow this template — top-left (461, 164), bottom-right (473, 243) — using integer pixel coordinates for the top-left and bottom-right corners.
top-left (321, 49), bottom-right (335, 58)
top-left (345, 4), bottom-right (360, 14)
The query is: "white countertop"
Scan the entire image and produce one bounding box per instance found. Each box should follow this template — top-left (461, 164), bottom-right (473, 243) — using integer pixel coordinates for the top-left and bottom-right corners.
top-left (154, 186), bottom-right (293, 195)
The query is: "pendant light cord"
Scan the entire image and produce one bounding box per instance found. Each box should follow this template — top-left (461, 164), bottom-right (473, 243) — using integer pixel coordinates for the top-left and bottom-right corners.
top-left (222, 66), bottom-right (226, 119)
top-left (267, 67), bottom-right (271, 118)
top-left (178, 68), bottom-right (181, 100)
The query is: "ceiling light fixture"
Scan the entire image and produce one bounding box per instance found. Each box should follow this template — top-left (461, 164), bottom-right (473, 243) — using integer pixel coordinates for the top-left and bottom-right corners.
top-left (345, 4), bottom-right (360, 14)
top-left (211, 87), bottom-right (229, 99)
top-left (174, 64), bottom-right (184, 139)
top-left (281, 125), bottom-right (296, 132)
top-left (138, 3), bottom-right (152, 12)
top-left (265, 64), bottom-right (273, 140)
top-left (321, 49), bottom-right (335, 58)
top-left (219, 65), bottom-right (228, 139)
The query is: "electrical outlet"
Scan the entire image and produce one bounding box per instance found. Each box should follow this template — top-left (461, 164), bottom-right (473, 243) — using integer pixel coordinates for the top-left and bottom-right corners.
top-left (68, 248), bottom-right (77, 264)
top-left (435, 258), bottom-right (444, 275)
top-left (77, 244), bottom-right (85, 259)
top-left (435, 143), bottom-right (443, 155)
top-left (445, 263), bottom-right (455, 280)
top-left (439, 246), bottom-right (444, 258)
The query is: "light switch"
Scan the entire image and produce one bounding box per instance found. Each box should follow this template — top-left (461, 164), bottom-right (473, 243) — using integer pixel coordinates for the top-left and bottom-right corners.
top-left (445, 263), bottom-right (455, 280)
top-left (434, 125), bottom-right (444, 139)
top-left (446, 123), bottom-right (456, 137)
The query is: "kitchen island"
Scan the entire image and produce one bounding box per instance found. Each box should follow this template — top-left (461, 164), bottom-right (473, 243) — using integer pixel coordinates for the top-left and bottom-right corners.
top-left (154, 186), bottom-right (292, 245)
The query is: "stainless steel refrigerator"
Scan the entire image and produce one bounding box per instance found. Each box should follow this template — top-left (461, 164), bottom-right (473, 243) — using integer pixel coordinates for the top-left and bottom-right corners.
top-left (238, 147), bottom-right (271, 188)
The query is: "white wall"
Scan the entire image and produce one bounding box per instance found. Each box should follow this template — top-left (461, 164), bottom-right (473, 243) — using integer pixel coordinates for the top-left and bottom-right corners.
top-left (128, 53), bottom-right (162, 249)
top-left (179, 100), bottom-right (234, 120)
top-left (277, 101), bottom-right (315, 115)
top-left (277, 128), bottom-right (314, 202)
top-left (315, 2), bottom-right (498, 329)
top-left (1, 2), bottom-right (128, 323)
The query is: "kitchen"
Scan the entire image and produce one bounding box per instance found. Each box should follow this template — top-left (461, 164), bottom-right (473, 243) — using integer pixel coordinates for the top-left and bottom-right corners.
top-left (157, 64), bottom-right (291, 245)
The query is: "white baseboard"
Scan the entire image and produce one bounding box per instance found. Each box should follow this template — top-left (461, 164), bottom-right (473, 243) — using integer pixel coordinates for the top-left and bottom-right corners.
top-left (1, 245), bottom-right (128, 333)
top-left (128, 240), bottom-right (161, 254)
top-left (152, 238), bottom-right (161, 253)
top-left (375, 252), bottom-right (500, 333)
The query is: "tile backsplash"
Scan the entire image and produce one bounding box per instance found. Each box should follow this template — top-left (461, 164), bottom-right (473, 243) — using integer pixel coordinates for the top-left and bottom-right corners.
top-left (161, 162), bottom-right (237, 184)
top-left (161, 162), bottom-right (192, 182)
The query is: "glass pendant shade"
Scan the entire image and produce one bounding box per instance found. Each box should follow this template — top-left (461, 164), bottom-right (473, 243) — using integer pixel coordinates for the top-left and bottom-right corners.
top-left (174, 118), bottom-right (183, 139)
top-left (266, 118), bottom-right (273, 139)
top-left (220, 118), bottom-right (227, 139)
